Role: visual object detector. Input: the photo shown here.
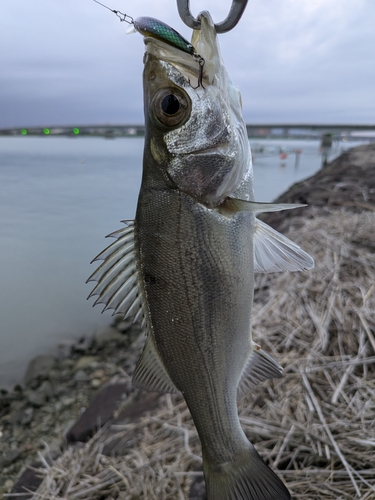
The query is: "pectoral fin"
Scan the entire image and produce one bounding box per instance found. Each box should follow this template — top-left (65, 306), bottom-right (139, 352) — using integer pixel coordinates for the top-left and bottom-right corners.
top-left (225, 198), bottom-right (306, 213)
top-left (238, 342), bottom-right (283, 399)
top-left (133, 335), bottom-right (178, 393)
top-left (254, 219), bottom-right (314, 273)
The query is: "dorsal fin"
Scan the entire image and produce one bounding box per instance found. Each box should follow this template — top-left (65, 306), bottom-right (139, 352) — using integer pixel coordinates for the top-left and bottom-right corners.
top-left (87, 221), bottom-right (147, 329)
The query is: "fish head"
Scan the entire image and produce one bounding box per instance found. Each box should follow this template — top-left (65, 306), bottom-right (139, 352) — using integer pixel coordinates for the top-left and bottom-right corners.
top-left (143, 11), bottom-right (252, 206)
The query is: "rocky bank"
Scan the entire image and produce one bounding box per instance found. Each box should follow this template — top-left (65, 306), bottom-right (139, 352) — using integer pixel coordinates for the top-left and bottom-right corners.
top-left (0, 320), bottom-right (143, 497)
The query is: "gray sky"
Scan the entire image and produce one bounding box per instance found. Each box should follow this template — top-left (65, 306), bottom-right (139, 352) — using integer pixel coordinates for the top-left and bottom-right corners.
top-left (1, 0), bottom-right (374, 128)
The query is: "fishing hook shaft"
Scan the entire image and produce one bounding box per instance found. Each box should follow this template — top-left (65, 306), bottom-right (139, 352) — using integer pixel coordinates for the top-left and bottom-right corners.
top-left (177, 0), bottom-right (248, 33)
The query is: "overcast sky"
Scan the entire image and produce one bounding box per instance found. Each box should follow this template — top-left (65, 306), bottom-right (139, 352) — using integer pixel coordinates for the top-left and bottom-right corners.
top-left (1, 0), bottom-right (374, 128)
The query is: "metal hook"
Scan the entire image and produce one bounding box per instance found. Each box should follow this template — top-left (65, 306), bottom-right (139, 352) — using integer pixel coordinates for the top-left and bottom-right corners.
top-left (176, 0), bottom-right (248, 33)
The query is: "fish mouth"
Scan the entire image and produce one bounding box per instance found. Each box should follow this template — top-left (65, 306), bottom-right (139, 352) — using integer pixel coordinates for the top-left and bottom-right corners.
top-left (144, 12), bottom-right (221, 87)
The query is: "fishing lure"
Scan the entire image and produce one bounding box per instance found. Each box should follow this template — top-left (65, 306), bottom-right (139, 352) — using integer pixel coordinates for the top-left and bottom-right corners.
top-left (93, 0), bottom-right (205, 88)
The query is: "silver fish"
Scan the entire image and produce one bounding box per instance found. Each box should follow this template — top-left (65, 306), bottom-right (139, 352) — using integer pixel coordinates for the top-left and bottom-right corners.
top-left (88, 12), bottom-right (313, 500)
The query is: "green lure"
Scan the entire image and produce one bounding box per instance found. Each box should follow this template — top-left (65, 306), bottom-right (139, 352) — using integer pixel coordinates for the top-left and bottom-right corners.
top-left (134, 17), bottom-right (195, 56)
top-left (133, 17), bottom-right (205, 87)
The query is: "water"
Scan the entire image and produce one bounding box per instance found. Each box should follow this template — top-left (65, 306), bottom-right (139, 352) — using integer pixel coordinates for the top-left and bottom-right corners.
top-left (0, 136), bottom-right (364, 389)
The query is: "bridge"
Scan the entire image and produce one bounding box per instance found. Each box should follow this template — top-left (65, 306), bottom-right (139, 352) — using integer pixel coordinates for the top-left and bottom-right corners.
top-left (0, 123), bottom-right (374, 139)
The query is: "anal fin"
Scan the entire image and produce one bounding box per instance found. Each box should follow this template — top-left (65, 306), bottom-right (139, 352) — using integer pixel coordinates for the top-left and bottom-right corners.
top-left (238, 342), bottom-right (283, 398)
top-left (133, 335), bottom-right (178, 394)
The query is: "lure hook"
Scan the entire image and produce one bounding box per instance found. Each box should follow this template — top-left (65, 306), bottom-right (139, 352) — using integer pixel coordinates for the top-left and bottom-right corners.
top-left (177, 0), bottom-right (248, 33)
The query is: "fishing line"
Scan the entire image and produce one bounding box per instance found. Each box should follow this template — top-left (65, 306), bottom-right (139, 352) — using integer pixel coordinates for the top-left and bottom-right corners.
top-left (92, 0), bottom-right (205, 88)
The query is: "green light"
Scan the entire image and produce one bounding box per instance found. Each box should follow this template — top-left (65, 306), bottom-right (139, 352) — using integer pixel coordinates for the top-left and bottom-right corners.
top-left (43, 128), bottom-right (50, 135)
top-left (73, 128), bottom-right (80, 135)
top-left (20, 129), bottom-right (28, 135)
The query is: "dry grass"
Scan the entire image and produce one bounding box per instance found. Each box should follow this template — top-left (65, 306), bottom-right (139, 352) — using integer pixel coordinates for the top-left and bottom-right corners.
top-left (20, 210), bottom-right (375, 499)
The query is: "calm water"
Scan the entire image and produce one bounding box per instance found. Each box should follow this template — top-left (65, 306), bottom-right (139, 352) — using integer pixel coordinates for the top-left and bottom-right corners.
top-left (0, 136), bottom-right (364, 388)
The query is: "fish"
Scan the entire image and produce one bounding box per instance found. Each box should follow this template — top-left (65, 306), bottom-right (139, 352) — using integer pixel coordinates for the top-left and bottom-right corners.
top-left (88, 11), bottom-right (314, 500)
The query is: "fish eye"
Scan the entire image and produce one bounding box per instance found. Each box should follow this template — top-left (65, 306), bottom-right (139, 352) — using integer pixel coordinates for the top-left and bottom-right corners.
top-left (151, 88), bottom-right (191, 128)
top-left (161, 94), bottom-right (180, 115)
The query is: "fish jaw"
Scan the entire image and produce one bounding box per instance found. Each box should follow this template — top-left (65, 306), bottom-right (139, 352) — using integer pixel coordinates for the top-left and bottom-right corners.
top-left (142, 11), bottom-right (251, 206)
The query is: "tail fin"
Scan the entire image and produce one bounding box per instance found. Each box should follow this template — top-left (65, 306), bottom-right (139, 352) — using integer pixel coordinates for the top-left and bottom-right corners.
top-left (203, 445), bottom-right (290, 500)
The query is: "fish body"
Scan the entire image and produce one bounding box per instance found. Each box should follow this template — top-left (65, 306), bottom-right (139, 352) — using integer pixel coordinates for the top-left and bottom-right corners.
top-left (89, 12), bottom-right (313, 500)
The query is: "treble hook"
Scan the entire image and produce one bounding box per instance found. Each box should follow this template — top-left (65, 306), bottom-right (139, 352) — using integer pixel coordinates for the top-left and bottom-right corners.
top-left (177, 0), bottom-right (248, 33)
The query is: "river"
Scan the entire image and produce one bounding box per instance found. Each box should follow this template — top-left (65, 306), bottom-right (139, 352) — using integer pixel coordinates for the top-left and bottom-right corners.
top-left (0, 136), bottom-right (366, 388)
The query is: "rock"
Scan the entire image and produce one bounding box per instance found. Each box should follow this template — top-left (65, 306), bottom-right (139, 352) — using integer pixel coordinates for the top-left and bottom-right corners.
top-left (102, 363), bottom-right (117, 376)
top-left (53, 386), bottom-right (69, 397)
top-left (0, 448), bottom-right (22, 468)
top-left (25, 390), bottom-right (46, 408)
top-left (56, 340), bottom-right (74, 358)
top-left (71, 336), bottom-right (92, 354)
top-left (66, 382), bottom-right (130, 443)
top-left (54, 401), bottom-right (63, 413)
top-left (47, 369), bottom-right (61, 390)
top-left (21, 407), bottom-right (34, 425)
top-left (10, 460), bottom-right (45, 497)
top-left (94, 326), bottom-right (126, 348)
top-left (61, 359), bottom-right (75, 368)
top-left (66, 378), bottom-right (77, 389)
top-left (12, 426), bottom-right (23, 439)
top-left (102, 391), bottom-right (162, 456)
top-left (38, 381), bottom-right (54, 399)
top-left (9, 406), bottom-right (24, 425)
top-left (90, 378), bottom-right (102, 389)
top-left (91, 369), bottom-right (105, 379)
top-left (24, 355), bottom-right (56, 386)
top-left (73, 356), bottom-right (99, 371)
top-left (4, 479), bottom-right (14, 491)
top-left (60, 396), bottom-right (75, 408)
top-left (74, 370), bottom-right (88, 382)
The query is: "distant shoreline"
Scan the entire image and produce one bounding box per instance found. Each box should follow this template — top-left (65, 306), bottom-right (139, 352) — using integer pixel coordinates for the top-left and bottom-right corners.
top-left (1, 124), bottom-right (375, 141)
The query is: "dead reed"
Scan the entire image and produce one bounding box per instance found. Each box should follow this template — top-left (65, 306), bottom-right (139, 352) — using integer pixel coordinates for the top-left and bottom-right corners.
top-left (25, 210), bottom-right (375, 499)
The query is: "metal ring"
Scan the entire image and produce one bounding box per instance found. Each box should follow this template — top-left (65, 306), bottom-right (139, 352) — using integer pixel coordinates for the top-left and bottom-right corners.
top-left (177, 0), bottom-right (248, 33)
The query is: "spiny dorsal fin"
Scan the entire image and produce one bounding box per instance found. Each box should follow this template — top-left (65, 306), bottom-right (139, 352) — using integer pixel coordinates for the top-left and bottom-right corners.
top-left (133, 335), bottom-right (178, 393)
top-left (238, 342), bottom-right (283, 399)
top-left (87, 221), bottom-right (146, 329)
top-left (254, 218), bottom-right (314, 273)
